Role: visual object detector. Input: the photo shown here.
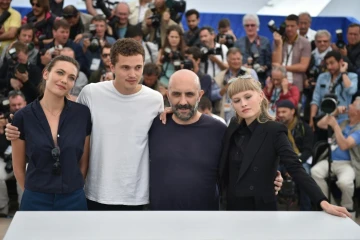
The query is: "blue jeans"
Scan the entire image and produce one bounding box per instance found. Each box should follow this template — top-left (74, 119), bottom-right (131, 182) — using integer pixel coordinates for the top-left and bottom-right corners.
top-left (20, 188), bottom-right (87, 211)
top-left (299, 163), bottom-right (312, 211)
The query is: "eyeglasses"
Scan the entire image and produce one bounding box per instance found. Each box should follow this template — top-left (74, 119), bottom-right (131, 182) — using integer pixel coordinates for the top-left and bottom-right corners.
top-left (51, 147), bottom-right (61, 176)
top-left (245, 24), bottom-right (256, 28)
top-left (102, 53), bottom-right (110, 58)
top-left (31, 2), bottom-right (41, 8)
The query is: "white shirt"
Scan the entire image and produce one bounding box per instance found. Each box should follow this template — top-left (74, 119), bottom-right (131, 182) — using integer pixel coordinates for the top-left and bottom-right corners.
top-left (128, 0), bottom-right (149, 25)
top-left (77, 81), bottom-right (164, 205)
top-left (200, 42), bottom-right (228, 78)
top-left (142, 41), bottom-right (158, 64)
top-left (298, 28), bottom-right (317, 42)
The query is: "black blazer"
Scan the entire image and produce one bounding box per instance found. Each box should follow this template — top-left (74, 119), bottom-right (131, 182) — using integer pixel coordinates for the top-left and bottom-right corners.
top-left (219, 118), bottom-right (327, 206)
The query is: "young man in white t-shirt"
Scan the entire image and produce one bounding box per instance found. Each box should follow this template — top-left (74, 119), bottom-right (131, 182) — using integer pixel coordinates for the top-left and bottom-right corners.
top-left (77, 38), bottom-right (164, 210)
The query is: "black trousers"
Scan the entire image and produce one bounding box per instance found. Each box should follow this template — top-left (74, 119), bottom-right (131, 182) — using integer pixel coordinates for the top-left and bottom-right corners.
top-left (226, 191), bottom-right (277, 211)
top-left (87, 199), bottom-right (145, 211)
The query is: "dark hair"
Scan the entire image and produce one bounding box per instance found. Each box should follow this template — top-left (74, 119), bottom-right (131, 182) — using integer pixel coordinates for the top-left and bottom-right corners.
top-left (199, 26), bottom-right (215, 35)
top-left (110, 38), bottom-right (145, 66)
top-left (185, 46), bottom-right (202, 61)
top-left (226, 47), bottom-right (241, 57)
top-left (348, 23), bottom-right (360, 32)
top-left (53, 19), bottom-right (70, 31)
top-left (30, 0), bottom-right (50, 13)
top-left (124, 25), bottom-right (143, 38)
top-left (185, 9), bottom-right (199, 19)
top-left (143, 63), bottom-right (161, 76)
top-left (199, 96), bottom-right (212, 111)
top-left (218, 18), bottom-right (230, 29)
top-left (162, 25), bottom-right (185, 56)
top-left (11, 41), bottom-right (29, 54)
top-left (324, 50), bottom-right (342, 62)
top-left (91, 15), bottom-right (107, 25)
top-left (16, 24), bottom-right (35, 40)
top-left (63, 5), bottom-right (79, 18)
top-left (38, 55), bottom-right (80, 96)
top-left (101, 42), bottom-right (112, 54)
top-left (286, 14), bottom-right (299, 24)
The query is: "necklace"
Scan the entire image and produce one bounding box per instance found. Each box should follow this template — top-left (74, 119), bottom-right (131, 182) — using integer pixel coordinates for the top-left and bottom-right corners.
top-left (41, 102), bottom-right (62, 117)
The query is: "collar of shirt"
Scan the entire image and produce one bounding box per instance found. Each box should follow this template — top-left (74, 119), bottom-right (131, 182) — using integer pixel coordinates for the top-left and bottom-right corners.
top-left (238, 119), bottom-right (258, 133)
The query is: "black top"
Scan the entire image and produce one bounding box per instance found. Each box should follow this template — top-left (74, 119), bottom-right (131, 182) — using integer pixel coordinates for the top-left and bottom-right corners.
top-left (228, 120), bottom-right (257, 194)
top-left (12, 98), bottom-right (92, 194)
top-left (149, 114), bottom-right (227, 210)
top-left (219, 119), bottom-right (327, 209)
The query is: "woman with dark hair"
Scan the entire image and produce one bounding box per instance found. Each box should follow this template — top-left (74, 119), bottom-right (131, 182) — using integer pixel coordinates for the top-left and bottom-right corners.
top-left (156, 25), bottom-right (186, 87)
top-left (11, 55), bottom-right (92, 211)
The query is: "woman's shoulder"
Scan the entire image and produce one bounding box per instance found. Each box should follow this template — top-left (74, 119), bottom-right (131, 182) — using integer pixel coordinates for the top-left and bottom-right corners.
top-left (69, 101), bottom-right (91, 115)
top-left (262, 120), bottom-right (287, 133)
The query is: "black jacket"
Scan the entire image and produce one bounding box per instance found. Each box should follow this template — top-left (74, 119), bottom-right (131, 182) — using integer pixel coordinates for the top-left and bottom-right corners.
top-left (219, 119), bottom-right (327, 208)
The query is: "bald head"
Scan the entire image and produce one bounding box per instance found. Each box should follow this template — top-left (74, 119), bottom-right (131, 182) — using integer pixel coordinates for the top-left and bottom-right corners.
top-left (168, 69), bottom-right (201, 91)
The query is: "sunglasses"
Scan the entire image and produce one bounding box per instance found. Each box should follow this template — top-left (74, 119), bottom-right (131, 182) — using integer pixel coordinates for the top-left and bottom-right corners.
top-left (245, 24), bottom-right (256, 28)
top-left (51, 147), bottom-right (61, 176)
top-left (31, 2), bottom-right (41, 7)
top-left (102, 53), bottom-right (110, 58)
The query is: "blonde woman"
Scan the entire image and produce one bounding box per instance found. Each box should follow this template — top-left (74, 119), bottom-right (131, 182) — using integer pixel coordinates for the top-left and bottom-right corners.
top-left (219, 76), bottom-right (351, 217)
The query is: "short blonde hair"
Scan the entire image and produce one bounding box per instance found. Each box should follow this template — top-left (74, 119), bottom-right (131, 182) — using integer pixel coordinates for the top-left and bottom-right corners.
top-left (227, 77), bottom-right (274, 123)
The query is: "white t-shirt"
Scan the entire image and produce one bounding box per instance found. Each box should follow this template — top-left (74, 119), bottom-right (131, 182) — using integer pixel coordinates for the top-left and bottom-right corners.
top-left (77, 81), bottom-right (164, 205)
top-left (283, 45), bottom-right (294, 83)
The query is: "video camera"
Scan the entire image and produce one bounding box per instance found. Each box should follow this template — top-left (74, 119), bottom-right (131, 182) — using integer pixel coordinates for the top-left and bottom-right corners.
top-left (216, 33), bottom-right (234, 48)
top-left (268, 20), bottom-right (286, 37)
top-left (7, 48), bottom-right (28, 78)
top-left (335, 29), bottom-right (346, 49)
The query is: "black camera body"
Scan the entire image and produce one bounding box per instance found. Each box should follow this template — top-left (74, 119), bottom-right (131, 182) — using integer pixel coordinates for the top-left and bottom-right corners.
top-left (7, 48), bottom-right (29, 78)
top-left (182, 58), bottom-right (194, 70)
top-left (200, 46), bottom-right (222, 58)
top-left (321, 93), bottom-right (338, 114)
top-left (148, 3), bottom-right (161, 28)
top-left (216, 33), bottom-right (234, 48)
top-left (166, 0), bottom-right (186, 24)
top-left (162, 47), bottom-right (183, 70)
top-left (268, 20), bottom-right (286, 36)
top-left (4, 146), bottom-right (12, 174)
top-left (87, 24), bottom-right (101, 52)
top-left (335, 29), bottom-right (346, 49)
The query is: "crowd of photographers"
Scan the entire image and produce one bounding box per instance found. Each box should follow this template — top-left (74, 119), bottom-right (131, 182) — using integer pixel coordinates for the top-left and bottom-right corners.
top-left (0, 0), bottom-right (360, 217)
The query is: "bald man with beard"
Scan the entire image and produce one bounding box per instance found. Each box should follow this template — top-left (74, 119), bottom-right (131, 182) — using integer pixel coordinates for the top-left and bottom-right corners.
top-left (148, 70), bottom-right (283, 210)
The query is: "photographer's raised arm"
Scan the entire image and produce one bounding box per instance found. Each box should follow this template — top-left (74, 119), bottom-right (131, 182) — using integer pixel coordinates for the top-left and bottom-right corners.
top-left (209, 55), bottom-right (228, 70)
top-left (272, 32), bottom-right (283, 64)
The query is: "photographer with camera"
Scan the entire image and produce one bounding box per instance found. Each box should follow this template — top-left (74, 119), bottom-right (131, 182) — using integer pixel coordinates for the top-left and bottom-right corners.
top-left (89, 42), bottom-right (113, 83)
top-left (216, 18), bottom-right (236, 49)
top-left (303, 30), bottom-right (332, 122)
top-left (271, 14), bottom-right (311, 93)
top-left (212, 48), bottom-right (258, 122)
top-left (0, 90), bottom-right (26, 217)
top-left (184, 46), bottom-right (212, 100)
top-left (332, 24), bottom-right (360, 73)
top-left (298, 12), bottom-right (317, 44)
top-left (0, 42), bottom-right (41, 103)
top-left (310, 51), bottom-right (358, 133)
top-left (184, 9), bottom-right (200, 47)
top-left (0, 0), bottom-right (21, 53)
top-left (22, 0), bottom-right (59, 45)
top-left (62, 5), bottom-right (93, 43)
top-left (0, 24), bottom-right (38, 69)
top-left (156, 25), bottom-right (185, 87)
top-left (80, 15), bottom-right (115, 75)
top-left (128, 0), bottom-right (152, 26)
top-left (40, 19), bottom-right (89, 77)
top-left (311, 98), bottom-right (360, 218)
top-left (264, 65), bottom-right (300, 117)
top-left (199, 26), bottom-right (228, 78)
top-left (234, 14), bottom-right (272, 86)
top-left (142, 0), bottom-right (180, 49)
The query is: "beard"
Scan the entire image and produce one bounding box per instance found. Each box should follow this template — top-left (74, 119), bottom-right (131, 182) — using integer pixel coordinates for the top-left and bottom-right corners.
top-left (171, 101), bottom-right (199, 121)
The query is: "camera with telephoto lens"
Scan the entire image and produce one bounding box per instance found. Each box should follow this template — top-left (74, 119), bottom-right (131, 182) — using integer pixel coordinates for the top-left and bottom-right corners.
top-left (162, 47), bottom-right (182, 70)
top-left (7, 48), bottom-right (29, 78)
top-left (268, 20), bottom-right (286, 37)
top-left (307, 66), bottom-right (320, 88)
top-left (321, 93), bottom-right (338, 114)
top-left (216, 33), bottom-right (234, 48)
top-left (335, 29), bottom-right (346, 49)
top-left (200, 46), bottom-right (222, 61)
top-left (87, 24), bottom-right (101, 52)
top-left (166, 0), bottom-right (186, 24)
top-left (148, 3), bottom-right (161, 28)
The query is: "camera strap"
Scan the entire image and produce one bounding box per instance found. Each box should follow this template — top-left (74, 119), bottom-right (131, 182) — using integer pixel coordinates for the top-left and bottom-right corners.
top-left (144, 42), bottom-right (153, 63)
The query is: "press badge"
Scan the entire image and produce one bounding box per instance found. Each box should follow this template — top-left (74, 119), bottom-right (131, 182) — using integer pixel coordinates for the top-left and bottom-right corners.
top-left (90, 58), bottom-right (101, 71)
top-left (223, 103), bottom-right (231, 112)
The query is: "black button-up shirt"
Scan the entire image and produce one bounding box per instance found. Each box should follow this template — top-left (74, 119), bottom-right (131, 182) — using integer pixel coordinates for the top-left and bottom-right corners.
top-left (12, 98), bottom-right (92, 194)
top-left (228, 120), bottom-right (258, 190)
